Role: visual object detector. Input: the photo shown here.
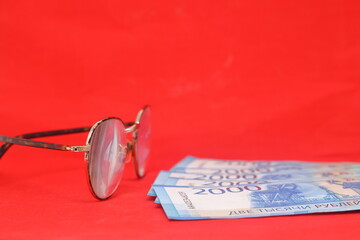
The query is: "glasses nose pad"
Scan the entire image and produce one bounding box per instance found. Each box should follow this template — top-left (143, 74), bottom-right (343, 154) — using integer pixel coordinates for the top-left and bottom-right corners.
top-left (125, 141), bottom-right (133, 163)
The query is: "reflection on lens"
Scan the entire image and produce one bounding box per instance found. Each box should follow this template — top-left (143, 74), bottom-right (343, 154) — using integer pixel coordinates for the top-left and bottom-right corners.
top-left (134, 106), bottom-right (151, 178)
top-left (87, 118), bottom-right (127, 199)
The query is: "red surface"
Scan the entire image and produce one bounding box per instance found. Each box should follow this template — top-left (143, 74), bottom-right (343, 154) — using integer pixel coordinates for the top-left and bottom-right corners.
top-left (1, 1), bottom-right (360, 239)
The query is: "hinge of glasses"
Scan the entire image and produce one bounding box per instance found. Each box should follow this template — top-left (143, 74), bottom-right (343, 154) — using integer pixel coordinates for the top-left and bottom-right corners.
top-left (67, 145), bottom-right (90, 152)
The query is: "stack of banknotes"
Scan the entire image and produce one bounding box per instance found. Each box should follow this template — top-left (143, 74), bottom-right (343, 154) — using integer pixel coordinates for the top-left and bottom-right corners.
top-left (148, 156), bottom-right (360, 220)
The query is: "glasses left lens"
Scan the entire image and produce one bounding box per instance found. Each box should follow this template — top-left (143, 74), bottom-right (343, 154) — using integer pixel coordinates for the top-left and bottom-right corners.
top-left (87, 118), bottom-right (127, 200)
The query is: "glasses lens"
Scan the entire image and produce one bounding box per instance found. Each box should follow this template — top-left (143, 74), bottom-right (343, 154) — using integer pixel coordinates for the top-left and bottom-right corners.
top-left (133, 106), bottom-right (151, 178)
top-left (87, 118), bottom-right (127, 199)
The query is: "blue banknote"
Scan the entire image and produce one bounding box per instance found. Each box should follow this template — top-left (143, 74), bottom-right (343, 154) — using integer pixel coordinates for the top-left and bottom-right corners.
top-left (171, 166), bottom-right (360, 175)
top-left (149, 156), bottom-right (360, 219)
top-left (172, 156), bottom-right (360, 170)
top-left (148, 170), bottom-right (360, 196)
top-left (153, 179), bottom-right (360, 220)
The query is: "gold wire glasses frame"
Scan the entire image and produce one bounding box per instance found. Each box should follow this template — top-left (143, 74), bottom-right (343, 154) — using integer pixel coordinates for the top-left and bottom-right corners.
top-left (0, 106), bottom-right (151, 200)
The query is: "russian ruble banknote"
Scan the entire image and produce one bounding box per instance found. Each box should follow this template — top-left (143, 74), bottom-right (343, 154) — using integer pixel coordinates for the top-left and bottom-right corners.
top-left (148, 170), bottom-right (360, 196)
top-left (149, 156), bottom-right (360, 220)
top-left (172, 156), bottom-right (359, 170)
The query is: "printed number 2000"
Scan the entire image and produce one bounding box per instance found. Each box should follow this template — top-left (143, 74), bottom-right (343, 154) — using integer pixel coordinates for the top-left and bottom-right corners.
top-left (193, 186), bottom-right (261, 195)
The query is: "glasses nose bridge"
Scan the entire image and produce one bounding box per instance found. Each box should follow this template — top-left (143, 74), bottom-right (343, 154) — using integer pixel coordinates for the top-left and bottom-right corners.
top-left (125, 140), bottom-right (134, 163)
top-left (125, 123), bottom-right (137, 133)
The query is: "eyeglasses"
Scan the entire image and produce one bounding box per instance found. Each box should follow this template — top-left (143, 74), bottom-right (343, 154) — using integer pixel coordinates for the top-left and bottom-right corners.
top-left (0, 106), bottom-right (151, 200)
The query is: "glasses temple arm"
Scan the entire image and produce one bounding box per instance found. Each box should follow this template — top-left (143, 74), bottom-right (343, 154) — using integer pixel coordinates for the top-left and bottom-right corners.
top-left (0, 135), bottom-right (71, 153)
top-left (0, 127), bottom-right (92, 158)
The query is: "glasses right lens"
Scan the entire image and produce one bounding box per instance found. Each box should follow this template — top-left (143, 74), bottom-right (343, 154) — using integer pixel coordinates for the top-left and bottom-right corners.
top-left (133, 106), bottom-right (151, 178)
top-left (87, 118), bottom-right (127, 200)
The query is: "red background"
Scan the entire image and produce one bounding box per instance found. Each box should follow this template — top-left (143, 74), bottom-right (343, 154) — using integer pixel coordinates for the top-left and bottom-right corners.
top-left (1, 1), bottom-right (360, 239)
